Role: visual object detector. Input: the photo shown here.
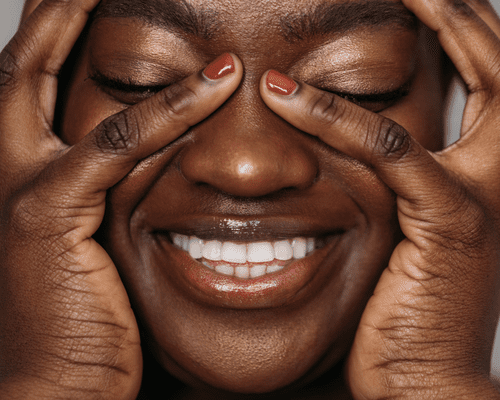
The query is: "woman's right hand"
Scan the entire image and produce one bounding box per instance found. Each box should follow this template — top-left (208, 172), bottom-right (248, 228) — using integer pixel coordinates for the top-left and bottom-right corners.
top-left (0, 0), bottom-right (242, 398)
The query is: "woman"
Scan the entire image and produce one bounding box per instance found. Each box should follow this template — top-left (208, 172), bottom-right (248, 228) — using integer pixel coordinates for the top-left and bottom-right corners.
top-left (1, 0), bottom-right (500, 398)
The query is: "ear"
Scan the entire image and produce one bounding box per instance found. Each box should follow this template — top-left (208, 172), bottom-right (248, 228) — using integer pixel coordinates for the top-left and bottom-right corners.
top-left (21, 0), bottom-right (44, 23)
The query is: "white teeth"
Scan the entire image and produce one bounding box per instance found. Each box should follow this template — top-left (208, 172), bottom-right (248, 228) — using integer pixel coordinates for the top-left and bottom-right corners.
top-left (189, 236), bottom-right (204, 259)
top-left (247, 242), bottom-right (275, 263)
top-left (306, 238), bottom-right (315, 254)
top-left (250, 264), bottom-right (267, 278)
top-left (215, 264), bottom-right (234, 276)
top-left (266, 264), bottom-right (284, 274)
top-left (235, 266), bottom-right (250, 279)
top-left (173, 234), bottom-right (183, 248)
top-left (292, 237), bottom-right (307, 259)
top-left (221, 242), bottom-right (247, 263)
top-left (182, 235), bottom-right (190, 251)
top-left (202, 240), bottom-right (222, 261)
top-left (274, 240), bottom-right (293, 260)
top-left (170, 233), bottom-right (319, 278)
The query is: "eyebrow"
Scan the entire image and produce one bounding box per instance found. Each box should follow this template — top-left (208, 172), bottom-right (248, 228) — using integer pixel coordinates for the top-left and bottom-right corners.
top-left (92, 0), bottom-right (220, 40)
top-left (281, 1), bottom-right (418, 42)
top-left (92, 0), bottom-right (417, 42)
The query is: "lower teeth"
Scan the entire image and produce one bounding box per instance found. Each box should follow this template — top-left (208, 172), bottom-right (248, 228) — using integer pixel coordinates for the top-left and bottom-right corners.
top-left (202, 260), bottom-right (286, 279)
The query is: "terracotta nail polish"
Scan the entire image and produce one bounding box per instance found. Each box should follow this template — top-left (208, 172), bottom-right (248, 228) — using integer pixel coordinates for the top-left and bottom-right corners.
top-left (266, 70), bottom-right (297, 95)
top-left (203, 53), bottom-right (236, 80)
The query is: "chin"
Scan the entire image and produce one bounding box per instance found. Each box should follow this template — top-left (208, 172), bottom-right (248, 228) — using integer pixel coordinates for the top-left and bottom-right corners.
top-left (102, 194), bottom-right (399, 394)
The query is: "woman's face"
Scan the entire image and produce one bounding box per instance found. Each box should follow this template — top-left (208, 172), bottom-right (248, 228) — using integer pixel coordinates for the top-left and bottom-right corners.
top-left (59, 0), bottom-right (446, 394)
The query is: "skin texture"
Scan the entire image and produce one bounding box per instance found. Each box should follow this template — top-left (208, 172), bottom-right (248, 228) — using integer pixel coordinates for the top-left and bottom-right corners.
top-left (1, 0), bottom-right (500, 399)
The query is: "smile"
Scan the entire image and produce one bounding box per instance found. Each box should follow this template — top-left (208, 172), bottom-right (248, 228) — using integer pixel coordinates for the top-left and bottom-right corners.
top-left (171, 233), bottom-right (322, 279)
top-left (154, 221), bottom-right (346, 309)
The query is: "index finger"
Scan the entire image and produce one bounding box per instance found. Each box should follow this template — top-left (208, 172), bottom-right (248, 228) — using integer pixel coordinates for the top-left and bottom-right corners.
top-left (260, 70), bottom-right (453, 209)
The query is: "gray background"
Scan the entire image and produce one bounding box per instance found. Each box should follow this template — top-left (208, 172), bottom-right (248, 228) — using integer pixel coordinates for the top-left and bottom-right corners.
top-left (1, 0), bottom-right (500, 378)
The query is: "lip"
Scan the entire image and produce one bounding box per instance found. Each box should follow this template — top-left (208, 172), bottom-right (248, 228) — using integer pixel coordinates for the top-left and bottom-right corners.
top-left (152, 215), bottom-right (348, 241)
top-left (152, 217), bottom-right (346, 309)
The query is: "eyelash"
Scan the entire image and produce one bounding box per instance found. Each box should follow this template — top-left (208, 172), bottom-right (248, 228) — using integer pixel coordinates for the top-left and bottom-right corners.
top-left (89, 72), bottom-right (411, 111)
top-left (327, 82), bottom-right (411, 112)
top-left (335, 86), bottom-right (410, 105)
top-left (89, 72), bottom-right (168, 104)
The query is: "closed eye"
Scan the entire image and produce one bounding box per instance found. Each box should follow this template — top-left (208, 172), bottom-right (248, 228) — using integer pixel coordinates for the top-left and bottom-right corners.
top-left (88, 71), bottom-right (168, 105)
top-left (328, 81), bottom-right (412, 113)
top-left (89, 70), bottom-right (412, 112)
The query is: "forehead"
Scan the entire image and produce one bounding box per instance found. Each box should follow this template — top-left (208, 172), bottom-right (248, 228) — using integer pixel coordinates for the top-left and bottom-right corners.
top-left (93, 0), bottom-right (417, 42)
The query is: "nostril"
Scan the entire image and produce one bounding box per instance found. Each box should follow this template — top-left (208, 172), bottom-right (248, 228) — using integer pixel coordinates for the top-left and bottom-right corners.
top-left (180, 147), bottom-right (317, 198)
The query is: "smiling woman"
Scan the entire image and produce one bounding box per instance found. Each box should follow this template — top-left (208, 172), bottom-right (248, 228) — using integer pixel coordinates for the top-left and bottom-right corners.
top-left (2, 0), bottom-right (500, 399)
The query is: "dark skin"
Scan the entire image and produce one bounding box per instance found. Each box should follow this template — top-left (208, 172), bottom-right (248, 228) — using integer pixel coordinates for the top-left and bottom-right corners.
top-left (1, 0), bottom-right (500, 398)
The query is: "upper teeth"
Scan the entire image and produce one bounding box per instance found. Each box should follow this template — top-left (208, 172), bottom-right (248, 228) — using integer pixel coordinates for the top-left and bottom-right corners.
top-left (171, 233), bottom-right (316, 263)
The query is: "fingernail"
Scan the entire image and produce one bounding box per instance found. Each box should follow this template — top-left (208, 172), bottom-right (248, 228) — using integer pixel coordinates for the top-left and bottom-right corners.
top-left (203, 53), bottom-right (235, 80)
top-left (266, 70), bottom-right (297, 96)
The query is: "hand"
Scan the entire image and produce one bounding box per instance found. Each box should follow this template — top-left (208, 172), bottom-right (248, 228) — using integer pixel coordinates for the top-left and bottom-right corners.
top-left (260, 0), bottom-right (500, 398)
top-left (0, 0), bottom-right (242, 398)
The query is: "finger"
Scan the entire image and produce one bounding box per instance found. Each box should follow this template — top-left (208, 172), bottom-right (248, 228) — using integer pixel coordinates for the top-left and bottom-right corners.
top-left (402, 0), bottom-right (500, 95)
top-left (401, 0), bottom-right (500, 192)
top-left (260, 70), bottom-right (454, 211)
top-left (468, 0), bottom-right (500, 39)
top-left (0, 0), bottom-right (100, 138)
top-left (21, 0), bottom-right (45, 22)
top-left (38, 53), bottom-right (242, 236)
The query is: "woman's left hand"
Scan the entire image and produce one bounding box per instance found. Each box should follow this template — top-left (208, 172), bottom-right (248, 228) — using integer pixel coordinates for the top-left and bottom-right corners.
top-left (260, 0), bottom-right (500, 398)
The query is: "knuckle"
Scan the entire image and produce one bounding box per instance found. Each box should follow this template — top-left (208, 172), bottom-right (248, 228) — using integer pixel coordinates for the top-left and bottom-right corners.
top-left (443, 0), bottom-right (477, 18)
top-left (0, 43), bottom-right (23, 95)
top-left (370, 118), bottom-right (412, 161)
top-left (307, 91), bottom-right (345, 127)
top-left (94, 111), bottom-right (139, 154)
top-left (155, 81), bottom-right (198, 123)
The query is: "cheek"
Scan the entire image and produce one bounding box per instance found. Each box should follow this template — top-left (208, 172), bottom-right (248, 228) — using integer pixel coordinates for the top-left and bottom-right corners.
top-left (61, 67), bottom-right (128, 145)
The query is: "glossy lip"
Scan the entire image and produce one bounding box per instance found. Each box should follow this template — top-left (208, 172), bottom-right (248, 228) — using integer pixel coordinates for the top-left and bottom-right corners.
top-left (155, 231), bottom-right (343, 309)
top-left (153, 216), bottom-right (349, 241)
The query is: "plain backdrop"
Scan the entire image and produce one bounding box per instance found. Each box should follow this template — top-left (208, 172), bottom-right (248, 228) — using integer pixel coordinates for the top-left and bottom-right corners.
top-left (1, 0), bottom-right (500, 379)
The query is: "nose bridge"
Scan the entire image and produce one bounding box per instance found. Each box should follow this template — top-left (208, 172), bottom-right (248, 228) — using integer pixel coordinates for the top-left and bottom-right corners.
top-left (179, 86), bottom-right (318, 198)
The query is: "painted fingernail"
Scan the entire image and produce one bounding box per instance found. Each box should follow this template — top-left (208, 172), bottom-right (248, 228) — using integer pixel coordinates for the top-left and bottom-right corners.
top-left (266, 70), bottom-right (297, 95)
top-left (203, 53), bottom-right (235, 80)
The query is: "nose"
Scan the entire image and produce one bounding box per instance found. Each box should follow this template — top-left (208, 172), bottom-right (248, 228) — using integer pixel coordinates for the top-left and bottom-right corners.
top-left (179, 90), bottom-right (318, 198)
